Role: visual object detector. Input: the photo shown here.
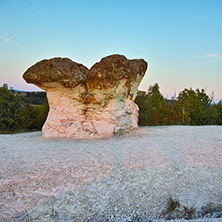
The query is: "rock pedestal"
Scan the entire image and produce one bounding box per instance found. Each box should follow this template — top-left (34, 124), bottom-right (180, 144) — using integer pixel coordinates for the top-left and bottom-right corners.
top-left (23, 54), bottom-right (147, 138)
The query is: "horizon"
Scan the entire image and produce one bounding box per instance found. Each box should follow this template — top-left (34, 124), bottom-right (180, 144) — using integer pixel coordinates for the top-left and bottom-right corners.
top-left (4, 83), bottom-right (221, 104)
top-left (1, 0), bottom-right (222, 102)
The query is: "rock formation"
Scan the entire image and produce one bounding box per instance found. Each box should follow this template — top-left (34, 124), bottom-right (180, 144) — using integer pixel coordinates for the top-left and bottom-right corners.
top-left (23, 54), bottom-right (147, 138)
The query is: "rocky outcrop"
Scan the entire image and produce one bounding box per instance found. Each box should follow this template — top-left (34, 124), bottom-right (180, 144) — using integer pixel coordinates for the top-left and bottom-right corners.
top-left (23, 54), bottom-right (147, 138)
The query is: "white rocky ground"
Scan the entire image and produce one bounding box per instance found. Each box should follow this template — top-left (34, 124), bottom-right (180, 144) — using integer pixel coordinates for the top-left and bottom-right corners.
top-left (0, 126), bottom-right (222, 221)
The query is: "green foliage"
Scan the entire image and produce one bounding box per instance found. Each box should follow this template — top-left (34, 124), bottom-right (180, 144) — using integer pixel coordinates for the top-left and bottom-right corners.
top-left (0, 82), bottom-right (221, 134)
top-left (20, 91), bottom-right (46, 105)
top-left (21, 101), bottom-right (49, 131)
top-left (177, 88), bottom-right (214, 125)
top-left (135, 90), bottom-right (149, 126)
top-left (135, 84), bottom-right (222, 126)
top-left (214, 101), bottom-right (222, 125)
top-left (35, 98), bottom-right (49, 129)
top-left (0, 84), bottom-right (23, 132)
top-left (0, 84), bottom-right (49, 133)
top-left (135, 83), bottom-right (181, 126)
top-left (135, 84), bottom-right (163, 126)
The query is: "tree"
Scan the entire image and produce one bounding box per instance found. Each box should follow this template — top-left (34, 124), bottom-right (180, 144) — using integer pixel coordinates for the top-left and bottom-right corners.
top-left (0, 85), bottom-right (23, 132)
top-left (135, 83), bottom-right (166, 125)
top-left (21, 98), bottom-right (49, 131)
top-left (177, 88), bottom-right (214, 125)
top-left (146, 83), bottom-right (165, 125)
top-left (0, 83), bottom-right (49, 133)
top-left (215, 101), bottom-right (222, 125)
top-left (163, 98), bottom-right (181, 125)
top-left (34, 98), bottom-right (49, 129)
top-left (135, 90), bottom-right (149, 126)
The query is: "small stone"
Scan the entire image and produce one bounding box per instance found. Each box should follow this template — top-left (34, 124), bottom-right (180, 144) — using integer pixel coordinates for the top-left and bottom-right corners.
top-left (127, 216), bottom-right (132, 221)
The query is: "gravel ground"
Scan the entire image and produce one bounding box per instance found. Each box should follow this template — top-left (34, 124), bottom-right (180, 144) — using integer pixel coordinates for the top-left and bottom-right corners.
top-left (0, 125), bottom-right (222, 221)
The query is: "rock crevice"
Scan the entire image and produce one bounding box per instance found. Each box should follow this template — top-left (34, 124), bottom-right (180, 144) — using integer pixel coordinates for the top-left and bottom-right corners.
top-left (23, 54), bottom-right (147, 138)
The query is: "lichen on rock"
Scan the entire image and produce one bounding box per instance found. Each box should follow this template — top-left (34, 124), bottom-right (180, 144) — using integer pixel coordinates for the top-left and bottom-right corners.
top-left (23, 54), bottom-right (148, 138)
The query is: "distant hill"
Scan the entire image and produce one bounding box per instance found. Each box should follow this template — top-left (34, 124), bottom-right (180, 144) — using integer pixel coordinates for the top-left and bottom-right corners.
top-left (12, 90), bottom-right (46, 105)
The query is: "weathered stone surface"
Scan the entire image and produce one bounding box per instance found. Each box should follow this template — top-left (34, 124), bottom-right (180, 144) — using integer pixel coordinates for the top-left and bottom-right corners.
top-left (23, 57), bottom-right (88, 88)
top-left (23, 54), bottom-right (147, 138)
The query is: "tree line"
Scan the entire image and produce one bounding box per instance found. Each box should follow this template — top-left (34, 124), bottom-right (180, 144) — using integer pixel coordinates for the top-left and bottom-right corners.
top-left (0, 83), bottom-right (221, 133)
top-left (135, 83), bottom-right (222, 126)
top-left (0, 83), bottom-right (48, 133)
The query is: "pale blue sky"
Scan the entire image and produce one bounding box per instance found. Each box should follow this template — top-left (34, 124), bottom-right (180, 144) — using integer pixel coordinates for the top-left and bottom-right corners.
top-left (0, 0), bottom-right (222, 101)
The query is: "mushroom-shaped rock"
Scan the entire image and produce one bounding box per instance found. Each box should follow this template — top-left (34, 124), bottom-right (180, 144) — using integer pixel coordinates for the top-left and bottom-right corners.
top-left (23, 54), bottom-right (148, 138)
top-left (23, 57), bottom-right (88, 88)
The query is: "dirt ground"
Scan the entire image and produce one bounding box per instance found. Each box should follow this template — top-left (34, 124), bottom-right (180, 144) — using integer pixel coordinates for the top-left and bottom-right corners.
top-left (0, 126), bottom-right (222, 221)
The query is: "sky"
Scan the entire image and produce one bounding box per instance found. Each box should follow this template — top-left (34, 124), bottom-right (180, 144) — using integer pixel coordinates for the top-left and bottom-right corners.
top-left (0, 0), bottom-right (222, 102)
